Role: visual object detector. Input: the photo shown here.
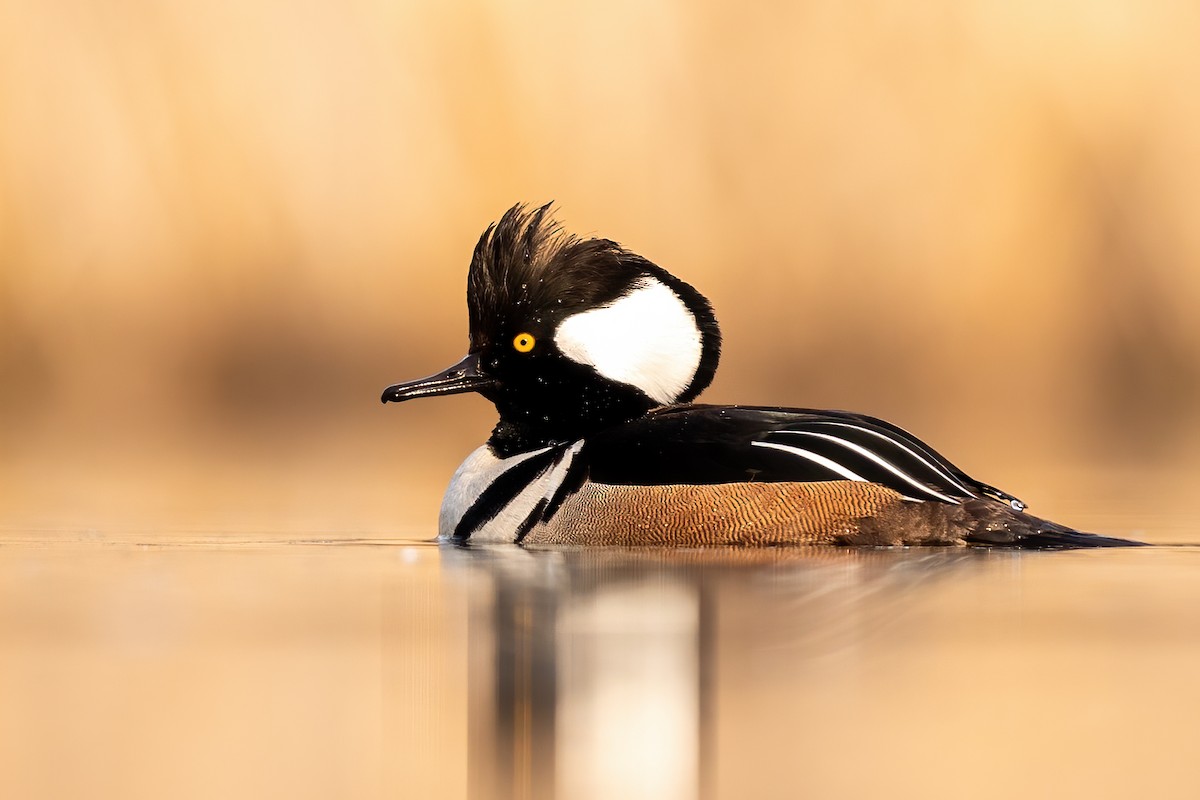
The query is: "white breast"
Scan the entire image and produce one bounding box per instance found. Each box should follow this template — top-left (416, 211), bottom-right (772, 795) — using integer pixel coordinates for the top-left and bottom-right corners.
top-left (438, 441), bottom-right (584, 542)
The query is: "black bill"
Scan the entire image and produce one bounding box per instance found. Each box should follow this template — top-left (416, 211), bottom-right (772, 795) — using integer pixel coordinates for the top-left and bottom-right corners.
top-left (380, 352), bottom-right (497, 403)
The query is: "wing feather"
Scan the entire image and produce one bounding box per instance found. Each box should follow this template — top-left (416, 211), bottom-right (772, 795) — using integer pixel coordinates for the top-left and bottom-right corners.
top-left (581, 404), bottom-right (1022, 508)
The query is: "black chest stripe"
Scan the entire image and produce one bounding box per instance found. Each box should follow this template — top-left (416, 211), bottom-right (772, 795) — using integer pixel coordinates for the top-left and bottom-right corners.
top-left (452, 449), bottom-right (559, 541)
top-left (540, 448), bottom-right (591, 527)
top-left (515, 443), bottom-right (588, 543)
top-left (513, 498), bottom-right (549, 544)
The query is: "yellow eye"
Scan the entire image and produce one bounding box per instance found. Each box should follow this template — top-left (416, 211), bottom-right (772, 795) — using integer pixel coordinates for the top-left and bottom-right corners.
top-left (512, 332), bottom-right (536, 353)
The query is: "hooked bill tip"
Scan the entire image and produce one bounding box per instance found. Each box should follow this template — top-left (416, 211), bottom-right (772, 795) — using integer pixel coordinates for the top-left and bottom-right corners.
top-left (380, 384), bottom-right (402, 404)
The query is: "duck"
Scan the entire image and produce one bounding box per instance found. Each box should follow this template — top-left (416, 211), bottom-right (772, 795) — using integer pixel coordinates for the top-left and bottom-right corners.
top-left (381, 203), bottom-right (1143, 549)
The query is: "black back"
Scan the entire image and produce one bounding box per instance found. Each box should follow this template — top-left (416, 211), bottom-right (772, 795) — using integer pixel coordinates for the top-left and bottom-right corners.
top-left (577, 405), bottom-right (1024, 508)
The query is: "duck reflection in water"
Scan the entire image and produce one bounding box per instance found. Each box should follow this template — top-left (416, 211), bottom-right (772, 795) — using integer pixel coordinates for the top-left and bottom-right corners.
top-left (440, 545), bottom-right (989, 800)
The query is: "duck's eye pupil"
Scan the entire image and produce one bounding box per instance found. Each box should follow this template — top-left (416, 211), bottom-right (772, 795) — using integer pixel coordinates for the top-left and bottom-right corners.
top-left (513, 333), bottom-right (536, 353)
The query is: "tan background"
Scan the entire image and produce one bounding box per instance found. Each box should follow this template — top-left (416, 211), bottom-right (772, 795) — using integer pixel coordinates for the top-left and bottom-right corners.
top-left (3, 8), bottom-right (1200, 800)
top-left (2, 1), bottom-right (1199, 535)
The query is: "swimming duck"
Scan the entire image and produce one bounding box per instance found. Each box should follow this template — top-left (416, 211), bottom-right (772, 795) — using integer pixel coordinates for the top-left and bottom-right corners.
top-left (382, 204), bottom-right (1141, 548)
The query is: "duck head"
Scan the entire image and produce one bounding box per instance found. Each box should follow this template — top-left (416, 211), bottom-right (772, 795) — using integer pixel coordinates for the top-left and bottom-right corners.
top-left (382, 203), bottom-right (721, 456)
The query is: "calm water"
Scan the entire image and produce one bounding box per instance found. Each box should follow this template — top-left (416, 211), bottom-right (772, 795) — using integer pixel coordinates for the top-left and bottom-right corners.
top-left (2, 531), bottom-right (1199, 799)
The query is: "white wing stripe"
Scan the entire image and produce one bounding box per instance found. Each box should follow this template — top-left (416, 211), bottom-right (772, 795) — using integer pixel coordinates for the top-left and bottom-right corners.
top-left (751, 441), bottom-right (871, 483)
top-left (772, 430), bottom-right (961, 504)
top-left (806, 421), bottom-right (979, 498)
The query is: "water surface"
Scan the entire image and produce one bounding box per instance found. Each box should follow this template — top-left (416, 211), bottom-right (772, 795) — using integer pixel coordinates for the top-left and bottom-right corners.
top-left (3, 530), bottom-right (1199, 799)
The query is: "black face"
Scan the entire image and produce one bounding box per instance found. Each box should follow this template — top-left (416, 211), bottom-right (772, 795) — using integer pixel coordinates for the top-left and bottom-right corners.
top-left (382, 203), bottom-right (722, 456)
top-left (473, 334), bottom-right (663, 456)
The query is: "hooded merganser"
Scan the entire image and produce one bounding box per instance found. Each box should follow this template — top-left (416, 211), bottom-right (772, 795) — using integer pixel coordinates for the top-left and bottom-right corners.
top-left (382, 204), bottom-right (1142, 549)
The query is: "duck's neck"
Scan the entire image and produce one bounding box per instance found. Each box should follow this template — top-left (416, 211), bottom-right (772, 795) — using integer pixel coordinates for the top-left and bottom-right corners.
top-left (487, 402), bottom-right (652, 458)
top-left (479, 366), bottom-right (666, 457)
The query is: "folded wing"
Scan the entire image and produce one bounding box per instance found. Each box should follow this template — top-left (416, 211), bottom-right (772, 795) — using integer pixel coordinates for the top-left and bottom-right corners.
top-left (581, 404), bottom-right (1026, 510)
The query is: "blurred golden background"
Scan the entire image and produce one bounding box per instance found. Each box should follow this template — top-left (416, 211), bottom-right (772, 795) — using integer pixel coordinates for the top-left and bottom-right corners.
top-left (4, 7), bottom-right (1200, 800)
top-left (2, 0), bottom-right (1199, 535)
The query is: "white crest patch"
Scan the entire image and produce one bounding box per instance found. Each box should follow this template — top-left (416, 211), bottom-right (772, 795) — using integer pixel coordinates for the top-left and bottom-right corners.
top-left (553, 276), bottom-right (702, 404)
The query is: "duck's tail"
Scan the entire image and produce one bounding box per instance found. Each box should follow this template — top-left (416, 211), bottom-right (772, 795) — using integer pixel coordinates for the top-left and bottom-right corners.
top-left (961, 500), bottom-right (1147, 550)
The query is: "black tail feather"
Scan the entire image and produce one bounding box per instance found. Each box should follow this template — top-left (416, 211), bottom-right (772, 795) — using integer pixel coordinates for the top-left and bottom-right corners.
top-left (960, 500), bottom-right (1147, 550)
top-left (988, 526), bottom-right (1147, 550)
